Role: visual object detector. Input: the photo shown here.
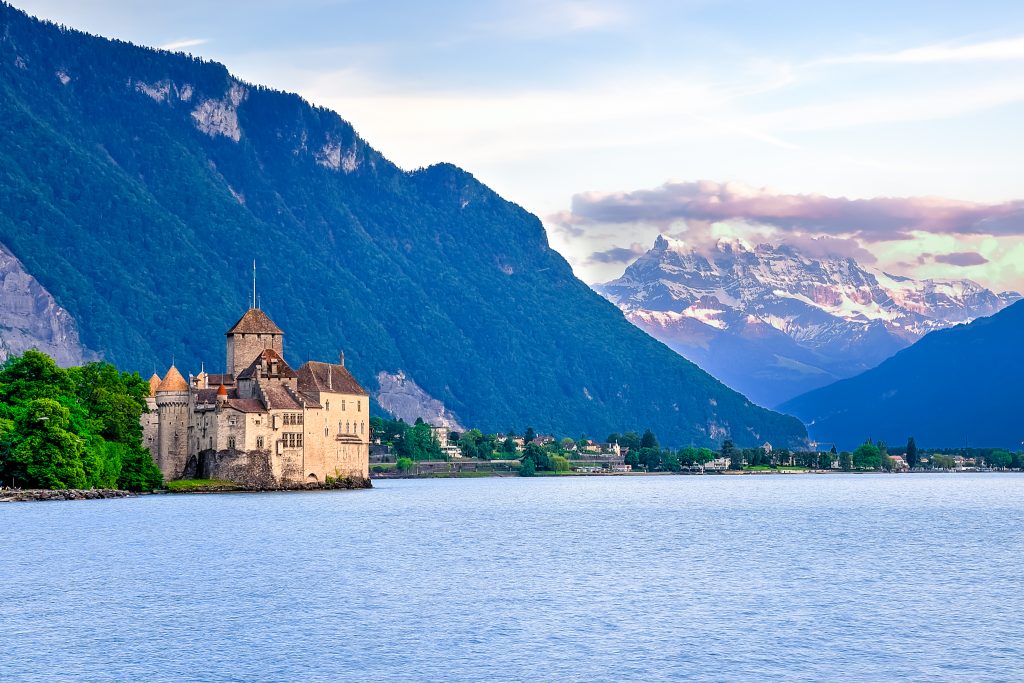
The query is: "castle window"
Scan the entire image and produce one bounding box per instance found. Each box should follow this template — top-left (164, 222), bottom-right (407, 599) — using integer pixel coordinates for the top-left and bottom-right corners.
top-left (283, 432), bottom-right (303, 448)
top-left (346, 421), bottom-right (351, 434)
top-left (229, 417), bottom-right (237, 427)
top-left (342, 399), bottom-right (346, 411)
top-left (256, 436), bottom-right (265, 449)
top-left (358, 400), bottom-right (361, 412)
top-left (228, 437), bottom-right (236, 449)
top-left (325, 400), bottom-right (330, 410)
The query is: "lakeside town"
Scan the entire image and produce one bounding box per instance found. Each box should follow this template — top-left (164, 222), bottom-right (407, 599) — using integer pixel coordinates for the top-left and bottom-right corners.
top-left (1, 336), bottom-right (1021, 501)
top-left (366, 417), bottom-right (1024, 479)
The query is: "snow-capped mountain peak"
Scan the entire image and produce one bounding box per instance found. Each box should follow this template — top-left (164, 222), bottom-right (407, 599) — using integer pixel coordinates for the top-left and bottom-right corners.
top-left (594, 237), bottom-right (1020, 406)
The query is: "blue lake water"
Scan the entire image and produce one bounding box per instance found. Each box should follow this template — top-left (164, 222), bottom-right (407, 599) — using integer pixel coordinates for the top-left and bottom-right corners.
top-left (2, 473), bottom-right (1022, 682)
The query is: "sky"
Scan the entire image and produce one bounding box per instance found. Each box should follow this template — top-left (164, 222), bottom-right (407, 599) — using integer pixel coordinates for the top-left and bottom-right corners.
top-left (16, 0), bottom-right (1024, 290)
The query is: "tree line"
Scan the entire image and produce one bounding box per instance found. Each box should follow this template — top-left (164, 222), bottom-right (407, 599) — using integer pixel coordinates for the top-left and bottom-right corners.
top-left (0, 351), bottom-right (163, 491)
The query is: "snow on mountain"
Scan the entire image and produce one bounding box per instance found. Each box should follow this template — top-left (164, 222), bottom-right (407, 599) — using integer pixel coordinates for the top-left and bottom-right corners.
top-left (594, 235), bottom-right (1020, 407)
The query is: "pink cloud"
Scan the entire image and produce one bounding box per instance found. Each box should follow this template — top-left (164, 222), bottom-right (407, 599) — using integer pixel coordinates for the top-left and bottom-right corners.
top-left (934, 251), bottom-right (989, 266)
top-left (569, 180), bottom-right (1024, 242)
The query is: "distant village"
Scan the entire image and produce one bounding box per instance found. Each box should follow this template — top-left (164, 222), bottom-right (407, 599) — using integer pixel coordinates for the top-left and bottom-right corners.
top-left (368, 419), bottom-right (1024, 477)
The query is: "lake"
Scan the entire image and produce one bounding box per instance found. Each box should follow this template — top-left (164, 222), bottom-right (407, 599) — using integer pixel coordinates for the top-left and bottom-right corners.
top-left (1, 473), bottom-right (1022, 681)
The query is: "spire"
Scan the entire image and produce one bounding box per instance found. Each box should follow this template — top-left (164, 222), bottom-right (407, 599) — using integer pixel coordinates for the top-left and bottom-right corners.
top-left (252, 259), bottom-right (257, 309)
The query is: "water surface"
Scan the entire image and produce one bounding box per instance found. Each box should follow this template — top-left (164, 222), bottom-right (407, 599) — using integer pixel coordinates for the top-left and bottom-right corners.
top-left (2, 474), bottom-right (1022, 681)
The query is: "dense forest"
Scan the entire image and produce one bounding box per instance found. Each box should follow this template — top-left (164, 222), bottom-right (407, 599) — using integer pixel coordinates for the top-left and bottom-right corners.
top-left (0, 2), bottom-right (805, 447)
top-left (0, 351), bottom-right (162, 490)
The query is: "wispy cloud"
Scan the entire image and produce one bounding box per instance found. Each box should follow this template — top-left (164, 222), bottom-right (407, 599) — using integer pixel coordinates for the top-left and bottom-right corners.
top-left (822, 36), bottom-right (1024, 65)
top-left (159, 38), bottom-right (207, 52)
top-left (586, 242), bottom-right (648, 264)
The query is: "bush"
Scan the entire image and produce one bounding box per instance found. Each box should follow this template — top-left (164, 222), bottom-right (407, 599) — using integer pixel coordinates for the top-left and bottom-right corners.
top-left (518, 458), bottom-right (536, 477)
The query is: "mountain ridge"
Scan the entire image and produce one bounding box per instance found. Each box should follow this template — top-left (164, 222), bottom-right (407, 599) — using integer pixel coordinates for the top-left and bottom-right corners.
top-left (595, 234), bottom-right (1018, 406)
top-left (0, 2), bottom-right (806, 447)
top-left (779, 299), bottom-right (1024, 450)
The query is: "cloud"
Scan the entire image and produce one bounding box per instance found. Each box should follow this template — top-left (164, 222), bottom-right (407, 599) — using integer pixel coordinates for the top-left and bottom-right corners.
top-left (159, 38), bottom-right (207, 52)
top-left (586, 242), bottom-right (648, 264)
top-left (934, 251), bottom-right (989, 266)
top-left (822, 36), bottom-right (1024, 65)
top-left (568, 180), bottom-right (1024, 242)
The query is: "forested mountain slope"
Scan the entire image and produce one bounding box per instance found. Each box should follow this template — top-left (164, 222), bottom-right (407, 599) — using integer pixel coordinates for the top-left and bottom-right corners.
top-left (0, 3), bottom-right (805, 446)
top-left (780, 301), bottom-right (1024, 449)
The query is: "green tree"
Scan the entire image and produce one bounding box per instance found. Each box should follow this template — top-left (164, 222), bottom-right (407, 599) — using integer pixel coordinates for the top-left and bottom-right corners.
top-left (988, 449), bottom-right (1012, 469)
top-left (723, 440), bottom-right (742, 470)
top-left (117, 442), bottom-right (163, 491)
top-left (524, 427), bottom-right (537, 443)
top-left (641, 429), bottom-right (659, 450)
top-left (396, 457), bottom-right (414, 473)
top-left (853, 442), bottom-right (882, 470)
top-left (518, 457), bottom-right (536, 477)
top-left (9, 399), bottom-right (86, 489)
top-left (662, 451), bottom-right (681, 472)
top-left (839, 452), bottom-right (853, 471)
top-left (550, 455), bottom-right (570, 472)
top-left (521, 443), bottom-right (552, 471)
top-left (905, 437), bottom-right (919, 469)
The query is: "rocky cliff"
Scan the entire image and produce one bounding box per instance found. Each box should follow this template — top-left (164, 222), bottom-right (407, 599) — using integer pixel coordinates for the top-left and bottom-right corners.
top-left (0, 242), bottom-right (89, 366)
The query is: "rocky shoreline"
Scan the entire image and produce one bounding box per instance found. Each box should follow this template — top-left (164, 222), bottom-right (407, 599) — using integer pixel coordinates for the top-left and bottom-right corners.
top-left (0, 476), bottom-right (374, 502)
top-left (0, 488), bottom-right (136, 503)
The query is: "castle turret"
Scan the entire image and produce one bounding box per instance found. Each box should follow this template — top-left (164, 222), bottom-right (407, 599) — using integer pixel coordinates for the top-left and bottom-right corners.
top-left (225, 308), bottom-right (284, 379)
top-left (155, 365), bottom-right (190, 480)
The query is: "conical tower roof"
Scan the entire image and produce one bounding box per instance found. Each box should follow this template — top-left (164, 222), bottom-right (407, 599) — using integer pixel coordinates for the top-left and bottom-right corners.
top-left (156, 365), bottom-right (189, 393)
top-left (148, 373), bottom-right (161, 397)
top-left (226, 308), bottom-right (283, 335)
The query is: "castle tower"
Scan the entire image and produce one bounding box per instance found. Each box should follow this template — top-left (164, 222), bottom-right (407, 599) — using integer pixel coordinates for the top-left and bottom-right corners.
top-left (155, 365), bottom-right (190, 480)
top-left (225, 308), bottom-right (284, 379)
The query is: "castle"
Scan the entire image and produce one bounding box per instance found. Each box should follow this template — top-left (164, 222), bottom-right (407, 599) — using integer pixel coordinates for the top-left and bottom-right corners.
top-left (142, 308), bottom-right (370, 488)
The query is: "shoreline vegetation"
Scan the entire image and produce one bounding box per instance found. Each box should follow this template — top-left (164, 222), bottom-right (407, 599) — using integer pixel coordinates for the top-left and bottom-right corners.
top-left (1, 352), bottom-right (1021, 503)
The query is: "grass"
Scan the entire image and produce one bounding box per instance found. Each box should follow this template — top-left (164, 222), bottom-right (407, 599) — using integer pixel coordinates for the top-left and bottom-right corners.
top-left (165, 479), bottom-right (240, 492)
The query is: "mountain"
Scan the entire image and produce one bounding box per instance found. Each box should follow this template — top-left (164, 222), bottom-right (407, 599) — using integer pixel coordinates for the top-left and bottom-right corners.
top-left (0, 3), bottom-right (806, 447)
top-left (594, 235), bottom-right (1019, 406)
top-left (779, 300), bottom-right (1024, 450)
